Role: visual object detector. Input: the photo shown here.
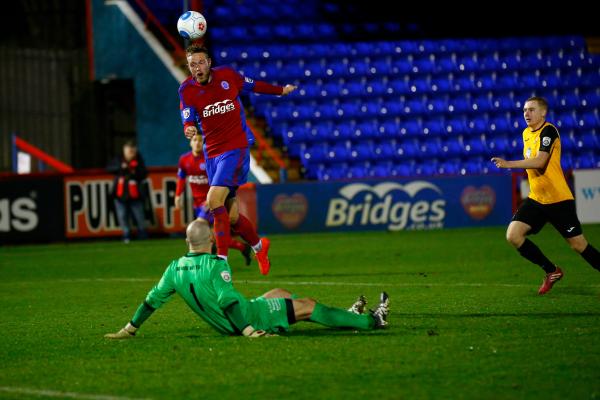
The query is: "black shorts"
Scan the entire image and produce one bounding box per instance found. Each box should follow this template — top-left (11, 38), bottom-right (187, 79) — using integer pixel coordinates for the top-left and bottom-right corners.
top-left (512, 198), bottom-right (582, 238)
top-left (285, 298), bottom-right (296, 324)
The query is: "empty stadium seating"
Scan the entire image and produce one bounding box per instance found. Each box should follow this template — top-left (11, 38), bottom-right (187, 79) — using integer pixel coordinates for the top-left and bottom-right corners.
top-left (180, 0), bottom-right (600, 180)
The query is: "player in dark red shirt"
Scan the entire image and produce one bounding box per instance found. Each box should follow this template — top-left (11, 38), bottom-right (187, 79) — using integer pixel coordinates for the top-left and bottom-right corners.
top-left (175, 135), bottom-right (252, 266)
top-left (178, 45), bottom-right (296, 275)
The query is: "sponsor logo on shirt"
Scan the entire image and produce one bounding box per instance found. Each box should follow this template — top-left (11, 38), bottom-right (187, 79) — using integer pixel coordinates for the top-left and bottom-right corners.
top-left (188, 175), bottom-right (209, 185)
top-left (221, 81), bottom-right (230, 90)
top-left (221, 271), bottom-right (231, 282)
top-left (203, 99), bottom-right (235, 117)
top-left (542, 136), bottom-right (551, 146)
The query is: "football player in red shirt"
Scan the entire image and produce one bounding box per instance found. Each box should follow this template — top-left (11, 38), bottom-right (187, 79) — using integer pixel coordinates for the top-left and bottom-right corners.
top-left (178, 45), bottom-right (296, 275)
top-left (175, 134), bottom-right (252, 266)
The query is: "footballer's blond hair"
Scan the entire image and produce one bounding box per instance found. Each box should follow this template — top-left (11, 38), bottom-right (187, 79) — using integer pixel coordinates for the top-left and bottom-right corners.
top-left (525, 96), bottom-right (549, 111)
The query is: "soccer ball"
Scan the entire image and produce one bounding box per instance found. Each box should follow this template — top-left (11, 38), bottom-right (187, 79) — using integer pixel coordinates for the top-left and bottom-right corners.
top-left (177, 11), bottom-right (207, 40)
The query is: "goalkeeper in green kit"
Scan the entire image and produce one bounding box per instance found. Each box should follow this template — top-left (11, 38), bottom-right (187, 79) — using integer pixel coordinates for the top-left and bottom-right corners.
top-left (105, 220), bottom-right (389, 339)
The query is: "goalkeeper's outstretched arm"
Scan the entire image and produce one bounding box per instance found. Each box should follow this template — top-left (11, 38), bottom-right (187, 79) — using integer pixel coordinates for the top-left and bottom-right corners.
top-left (104, 301), bottom-right (156, 339)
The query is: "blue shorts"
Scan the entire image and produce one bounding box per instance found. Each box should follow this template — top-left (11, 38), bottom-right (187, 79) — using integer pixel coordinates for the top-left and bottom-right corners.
top-left (205, 148), bottom-right (249, 189)
top-left (194, 204), bottom-right (213, 224)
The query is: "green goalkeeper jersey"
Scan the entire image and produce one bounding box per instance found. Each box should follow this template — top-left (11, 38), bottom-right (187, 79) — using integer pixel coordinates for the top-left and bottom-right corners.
top-left (144, 252), bottom-right (248, 335)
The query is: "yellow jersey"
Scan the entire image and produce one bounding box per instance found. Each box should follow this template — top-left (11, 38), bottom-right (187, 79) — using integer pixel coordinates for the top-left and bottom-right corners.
top-left (522, 121), bottom-right (573, 204)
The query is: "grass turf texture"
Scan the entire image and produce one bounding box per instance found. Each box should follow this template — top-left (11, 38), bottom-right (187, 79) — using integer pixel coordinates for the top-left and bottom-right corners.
top-left (1, 225), bottom-right (599, 399)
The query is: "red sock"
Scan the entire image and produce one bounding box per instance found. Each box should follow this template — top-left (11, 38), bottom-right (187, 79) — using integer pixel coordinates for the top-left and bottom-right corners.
top-left (212, 206), bottom-right (231, 257)
top-left (228, 238), bottom-right (246, 252)
top-left (231, 213), bottom-right (260, 247)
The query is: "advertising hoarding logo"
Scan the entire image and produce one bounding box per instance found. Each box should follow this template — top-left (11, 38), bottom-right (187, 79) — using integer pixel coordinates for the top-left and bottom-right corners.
top-left (460, 185), bottom-right (496, 220)
top-left (0, 196), bottom-right (38, 232)
top-left (326, 181), bottom-right (446, 231)
top-left (272, 193), bottom-right (308, 229)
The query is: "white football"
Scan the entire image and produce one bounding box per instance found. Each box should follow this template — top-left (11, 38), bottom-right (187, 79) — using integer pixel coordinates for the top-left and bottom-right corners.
top-left (177, 11), bottom-right (207, 40)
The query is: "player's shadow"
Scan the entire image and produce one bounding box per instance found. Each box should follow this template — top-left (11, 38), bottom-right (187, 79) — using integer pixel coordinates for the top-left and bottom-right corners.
top-left (396, 312), bottom-right (600, 318)
top-left (283, 328), bottom-right (396, 337)
top-left (553, 286), bottom-right (598, 296)
top-left (276, 271), bottom-right (431, 279)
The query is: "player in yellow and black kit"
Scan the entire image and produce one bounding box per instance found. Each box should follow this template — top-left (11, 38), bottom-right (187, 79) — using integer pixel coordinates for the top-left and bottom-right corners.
top-left (492, 96), bottom-right (600, 294)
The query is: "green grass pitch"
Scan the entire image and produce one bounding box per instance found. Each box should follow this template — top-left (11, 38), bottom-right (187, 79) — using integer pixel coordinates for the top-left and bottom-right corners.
top-left (1, 225), bottom-right (599, 399)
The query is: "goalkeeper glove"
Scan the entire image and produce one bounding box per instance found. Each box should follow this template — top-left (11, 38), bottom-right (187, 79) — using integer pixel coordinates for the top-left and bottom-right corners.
top-left (104, 322), bottom-right (137, 339)
top-left (242, 325), bottom-right (267, 338)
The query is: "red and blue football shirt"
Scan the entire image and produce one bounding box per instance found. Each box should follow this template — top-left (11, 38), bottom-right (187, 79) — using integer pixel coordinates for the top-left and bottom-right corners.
top-left (176, 151), bottom-right (209, 207)
top-left (178, 66), bottom-right (283, 158)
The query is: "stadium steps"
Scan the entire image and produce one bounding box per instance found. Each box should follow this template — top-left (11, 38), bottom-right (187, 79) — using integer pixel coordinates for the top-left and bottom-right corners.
top-left (248, 117), bottom-right (302, 182)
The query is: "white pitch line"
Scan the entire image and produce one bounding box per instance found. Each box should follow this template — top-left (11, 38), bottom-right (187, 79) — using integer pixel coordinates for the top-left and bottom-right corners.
top-left (0, 386), bottom-right (151, 400)
top-left (2, 277), bottom-right (600, 288)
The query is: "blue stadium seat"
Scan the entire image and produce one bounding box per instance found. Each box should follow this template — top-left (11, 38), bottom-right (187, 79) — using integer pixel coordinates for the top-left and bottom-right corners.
top-left (283, 125), bottom-right (307, 146)
top-left (560, 131), bottom-right (576, 152)
top-left (438, 159), bottom-right (461, 175)
top-left (369, 162), bottom-right (392, 178)
top-left (581, 112), bottom-right (600, 128)
top-left (415, 162), bottom-right (438, 176)
top-left (414, 57), bottom-right (436, 74)
top-left (445, 118), bottom-right (467, 135)
top-left (349, 142), bottom-right (374, 161)
top-left (359, 102), bottom-right (381, 118)
top-left (448, 95), bottom-right (471, 113)
top-left (576, 132), bottom-right (600, 151)
top-left (347, 165), bottom-right (369, 179)
top-left (480, 54), bottom-right (502, 71)
top-left (390, 79), bottom-right (410, 94)
top-left (318, 164), bottom-right (347, 181)
top-left (466, 119), bottom-right (489, 137)
top-left (475, 74), bottom-right (496, 91)
top-left (273, 24), bottom-right (294, 40)
top-left (442, 137), bottom-right (464, 157)
top-left (419, 139), bottom-right (443, 158)
top-left (561, 153), bottom-right (574, 170)
top-left (557, 113), bottom-right (578, 130)
top-left (539, 72), bottom-right (562, 89)
top-left (303, 124), bottom-right (325, 143)
top-left (302, 144), bottom-right (328, 165)
top-left (492, 96), bottom-right (516, 112)
top-left (431, 77), bottom-right (452, 93)
top-left (373, 141), bottom-right (396, 160)
top-left (399, 120), bottom-right (422, 137)
top-left (456, 55), bottom-right (478, 72)
top-left (489, 116), bottom-right (512, 134)
top-left (487, 135), bottom-right (511, 153)
top-left (379, 120), bottom-right (399, 137)
top-left (425, 98), bottom-right (449, 115)
top-left (422, 119), bottom-right (446, 137)
top-left (580, 90), bottom-right (600, 109)
top-left (462, 159), bottom-right (483, 175)
top-left (463, 136), bottom-right (488, 156)
top-left (436, 55), bottom-right (456, 72)
top-left (574, 152), bottom-right (598, 169)
top-left (390, 163), bottom-right (414, 177)
top-left (472, 95), bottom-right (494, 112)
top-left (394, 139), bottom-right (419, 159)
top-left (331, 123), bottom-right (353, 141)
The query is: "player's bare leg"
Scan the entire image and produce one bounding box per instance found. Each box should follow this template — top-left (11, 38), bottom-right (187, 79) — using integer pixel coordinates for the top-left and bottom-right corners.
top-left (228, 197), bottom-right (271, 275)
top-left (262, 288), bottom-right (293, 298)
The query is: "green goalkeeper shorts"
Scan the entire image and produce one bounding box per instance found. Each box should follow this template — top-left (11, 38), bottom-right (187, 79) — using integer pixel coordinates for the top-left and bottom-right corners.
top-left (247, 297), bottom-right (293, 333)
